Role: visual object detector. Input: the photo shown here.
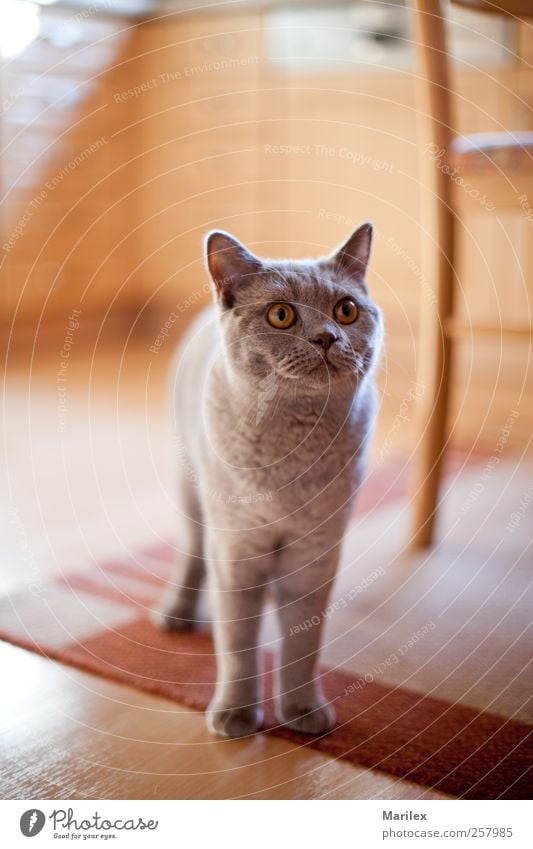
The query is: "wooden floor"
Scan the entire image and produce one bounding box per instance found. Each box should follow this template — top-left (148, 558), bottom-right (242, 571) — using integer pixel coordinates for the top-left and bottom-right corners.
top-left (1, 334), bottom-right (531, 799)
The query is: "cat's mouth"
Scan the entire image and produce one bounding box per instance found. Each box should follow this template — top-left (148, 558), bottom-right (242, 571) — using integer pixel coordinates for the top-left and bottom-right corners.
top-left (275, 347), bottom-right (364, 384)
top-left (309, 355), bottom-right (338, 373)
top-left (295, 356), bottom-right (355, 385)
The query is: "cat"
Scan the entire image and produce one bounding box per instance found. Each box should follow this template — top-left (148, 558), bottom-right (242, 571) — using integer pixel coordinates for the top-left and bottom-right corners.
top-left (153, 225), bottom-right (383, 738)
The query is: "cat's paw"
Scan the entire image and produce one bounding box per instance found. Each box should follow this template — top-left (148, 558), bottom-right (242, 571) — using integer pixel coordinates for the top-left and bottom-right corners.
top-left (206, 703), bottom-right (263, 739)
top-left (278, 699), bottom-right (335, 735)
top-left (150, 602), bottom-right (196, 632)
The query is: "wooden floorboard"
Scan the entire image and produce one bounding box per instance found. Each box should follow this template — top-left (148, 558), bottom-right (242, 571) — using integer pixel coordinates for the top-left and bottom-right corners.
top-left (0, 643), bottom-right (450, 800)
top-left (1, 338), bottom-right (530, 799)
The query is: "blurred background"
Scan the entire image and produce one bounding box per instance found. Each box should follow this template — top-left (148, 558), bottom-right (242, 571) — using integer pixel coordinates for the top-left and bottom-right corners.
top-left (3, 1), bottom-right (532, 558)
top-left (1, 0), bottom-right (532, 800)
top-left (2, 0), bottom-right (532, 581)
top-left (2, 13), bottom-right (532, 356)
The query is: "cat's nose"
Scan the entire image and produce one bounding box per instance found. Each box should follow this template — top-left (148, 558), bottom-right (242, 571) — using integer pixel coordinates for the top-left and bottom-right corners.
top-left (311, 331), bottom-right (338, 352)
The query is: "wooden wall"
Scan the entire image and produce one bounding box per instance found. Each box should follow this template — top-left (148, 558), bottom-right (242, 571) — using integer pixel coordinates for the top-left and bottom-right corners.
top-left (135, 10), bottom-right (533, 444)
top-left (1, 8), bottom-right (147, 344)
top-left (1, 6), bottom-right (531, 443)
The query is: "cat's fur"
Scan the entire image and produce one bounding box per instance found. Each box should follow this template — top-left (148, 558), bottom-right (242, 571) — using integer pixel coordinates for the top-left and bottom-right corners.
top-left (153, 226), bottom-right (383, 738)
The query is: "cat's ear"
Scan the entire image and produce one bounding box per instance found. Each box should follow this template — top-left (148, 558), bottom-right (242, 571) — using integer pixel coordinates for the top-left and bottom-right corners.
top-left (205, 230), bottom-right (261, 308)
top-left (330, 222), bottom-right (373, 282)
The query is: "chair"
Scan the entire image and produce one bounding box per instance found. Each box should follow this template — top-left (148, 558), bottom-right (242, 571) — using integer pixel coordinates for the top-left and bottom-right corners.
top-left (410, 0), bottom-right (533, 547)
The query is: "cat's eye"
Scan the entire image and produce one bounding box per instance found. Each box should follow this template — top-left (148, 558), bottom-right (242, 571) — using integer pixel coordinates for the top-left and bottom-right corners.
top-left (334, 298), bottom-right (359, 325)
top-left (267, 303), bottom-right (296, 329)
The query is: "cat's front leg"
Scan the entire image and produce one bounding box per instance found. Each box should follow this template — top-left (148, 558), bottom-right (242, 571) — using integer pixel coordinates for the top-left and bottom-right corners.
top-left (274, 540), bottom-right (340, 735)
top-left (205, 537), bottom-right (270, 739)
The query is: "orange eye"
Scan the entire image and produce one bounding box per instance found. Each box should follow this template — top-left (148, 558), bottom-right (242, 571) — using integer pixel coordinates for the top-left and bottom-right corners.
top-left (334, 298), bottom-right (359, 325)
top-left (267, 303), bottom-right (296, 329)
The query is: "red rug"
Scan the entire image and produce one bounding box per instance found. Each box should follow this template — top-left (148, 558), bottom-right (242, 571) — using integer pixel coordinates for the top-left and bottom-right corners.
top-left (1, 452), bottom-right (531, 799)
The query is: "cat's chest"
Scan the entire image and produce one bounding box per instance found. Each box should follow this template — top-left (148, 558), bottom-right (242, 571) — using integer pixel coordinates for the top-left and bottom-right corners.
top-left (206, 400), bottom-right (361, 493)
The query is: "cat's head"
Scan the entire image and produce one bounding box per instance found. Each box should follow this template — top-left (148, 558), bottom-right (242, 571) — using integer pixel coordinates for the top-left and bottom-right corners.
top-left (205, 226), bottom-right (382, 391)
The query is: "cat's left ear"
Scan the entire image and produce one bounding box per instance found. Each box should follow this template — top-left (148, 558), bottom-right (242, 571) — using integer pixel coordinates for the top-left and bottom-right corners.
top-left (205, 230), bottom-right (261, 308)
top-left (330, 223), bottom-right (373, 284)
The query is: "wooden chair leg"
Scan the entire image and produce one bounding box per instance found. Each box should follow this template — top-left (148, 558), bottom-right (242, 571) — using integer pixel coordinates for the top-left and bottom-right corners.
top-left (410, 1), bottom-right (456, 547)
top-left (410, 210), bottom-right (456, 549)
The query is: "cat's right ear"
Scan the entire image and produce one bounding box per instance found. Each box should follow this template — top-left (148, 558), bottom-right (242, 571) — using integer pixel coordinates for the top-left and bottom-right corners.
top-left (330, 222), bottom-right (373, 284)
top-left (205, 231), bottom-right (261, 308)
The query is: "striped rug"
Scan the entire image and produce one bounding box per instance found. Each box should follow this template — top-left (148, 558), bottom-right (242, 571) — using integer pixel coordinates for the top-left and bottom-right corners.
top-left (0, 452), bottom-right (531, 799)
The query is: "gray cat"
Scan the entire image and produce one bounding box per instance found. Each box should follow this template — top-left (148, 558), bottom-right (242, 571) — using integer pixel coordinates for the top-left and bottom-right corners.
top-left (153, 225), bottom-right (383, 738)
